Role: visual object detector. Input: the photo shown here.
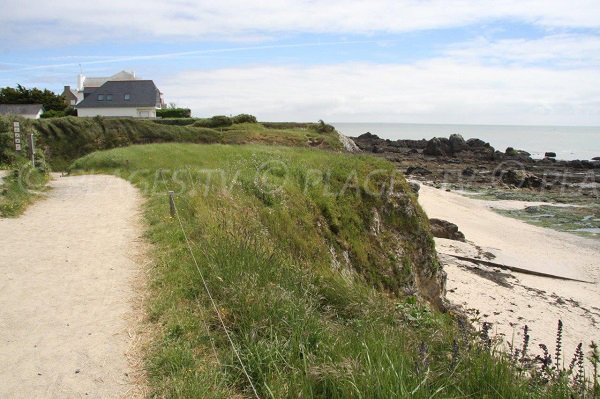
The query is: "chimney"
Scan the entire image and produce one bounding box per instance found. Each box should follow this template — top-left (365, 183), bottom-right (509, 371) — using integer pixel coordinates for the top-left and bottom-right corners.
top-left (77, 74), bottom-right (85, 91)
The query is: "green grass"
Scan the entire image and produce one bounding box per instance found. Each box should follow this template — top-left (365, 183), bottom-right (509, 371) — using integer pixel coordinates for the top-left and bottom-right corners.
top-left (70, 143), bottom-right (596, 398)
top-left (0, 161), bottom-right (50, 217)
top-left (32, 117), bottom-right (342, 170)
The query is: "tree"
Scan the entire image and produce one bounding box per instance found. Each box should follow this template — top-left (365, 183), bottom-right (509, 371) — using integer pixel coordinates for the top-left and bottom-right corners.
top-left (0, 85), bottom-right (66, 111)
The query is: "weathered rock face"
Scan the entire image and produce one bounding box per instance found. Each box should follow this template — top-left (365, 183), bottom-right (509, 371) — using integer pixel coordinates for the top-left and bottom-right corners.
top-left (424, 137), bottom-right (451, 156)
top-left (462, 167), bottom-right (475, 177)
top-left (429, 218), bottom-right (466, 242)
top-left (449, 134), bottom-right (467, 153)
top-left (500, 169), bottom-right (543, 188)
top-left (406, 166), bottom-right (432, 176)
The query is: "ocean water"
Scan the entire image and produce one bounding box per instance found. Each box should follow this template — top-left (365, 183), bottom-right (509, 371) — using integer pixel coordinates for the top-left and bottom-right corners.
top-left (334, 123), bottom-right (600, 161)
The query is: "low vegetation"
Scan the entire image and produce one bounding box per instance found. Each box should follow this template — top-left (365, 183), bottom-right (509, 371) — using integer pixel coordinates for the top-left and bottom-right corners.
top-left (70, 143), bottom-right (599, 398)
top-left (31, 116), bottom-right (342, 169)
top-left (0, 116), bottom-right (50, 217)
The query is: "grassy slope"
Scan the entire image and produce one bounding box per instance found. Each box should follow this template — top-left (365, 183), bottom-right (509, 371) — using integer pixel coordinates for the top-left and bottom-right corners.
top-left (33, 117), bottom-right (342, 170)
top-left (70, 143), bottom-right (579, 398)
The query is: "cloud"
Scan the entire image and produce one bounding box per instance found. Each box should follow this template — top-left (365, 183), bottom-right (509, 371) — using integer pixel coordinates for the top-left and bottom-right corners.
top-left (160, 61), bottom-right (600, 125)
top-left (445, 34), bottom-right (600, 67)
top-left (1, 0), bottom-right (600, 47)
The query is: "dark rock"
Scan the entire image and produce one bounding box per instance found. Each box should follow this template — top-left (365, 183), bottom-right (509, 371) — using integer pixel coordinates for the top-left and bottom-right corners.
top-left (466, 138), bottom-right (487, 148)
top-left (407, 148), bottom-right (418, 154)
top-left (462, 167), bottom-right (475, 177)
top-left (449, 134), bottom-right (467, 153)
top-left (424, 137), bottom-right (452, 156)
top-left (505, 147), bottom-right (518, 156)
top-left (408, 182), bottom-right (420, 196)
top-left (545, 152), bottom-right (557, 158)
top-left (406, 166), bottom-right (432, 176)
top-left (357, 132), bottom-right (380, 140)
top-left (593, 157), bottom-right (600, 161)
top-left (429, 218), bottom-right (466, 241)
top-left (501, 169), bottom-right (543, 188)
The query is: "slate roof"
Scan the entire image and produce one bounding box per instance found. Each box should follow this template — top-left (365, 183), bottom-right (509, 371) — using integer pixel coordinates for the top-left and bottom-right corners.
top-left (76, 80), bottom-right (161, 108)
top-left (83, 70), bottom-right (137, 88)
top-left (0, 104), bottom-right (44, 116)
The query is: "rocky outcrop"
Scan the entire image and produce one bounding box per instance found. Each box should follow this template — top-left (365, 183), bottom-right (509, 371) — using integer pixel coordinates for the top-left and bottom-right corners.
top-left (406, 166), bottom-right (432, 176)
top-left (429, 218), bottom-right (466, 242)
top-left (545, 152), bottom-right (557, 158)
top-left (499, 169), bottom-right (543, 188)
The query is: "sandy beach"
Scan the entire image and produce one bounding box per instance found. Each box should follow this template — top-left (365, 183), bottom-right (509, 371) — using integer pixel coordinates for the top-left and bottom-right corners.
top-left (417, 183), bottom-right (600, 362)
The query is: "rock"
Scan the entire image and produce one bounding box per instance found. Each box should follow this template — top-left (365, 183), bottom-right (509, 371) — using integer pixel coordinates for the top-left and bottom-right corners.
top-left (505, 147), bottom-right (518, 156)
top-left (449, 134), bottom-right (467, 153)
top-left (429, 218), bottom-right (466, 241)
top-left (424, 137), bottom-right (452, 156)
top-left (408, 182), bottom-right (420, 196)
top-left (466, 138), bottom-right (487, 148)
top-left (357, 132), bottom-right (380, 140)
top-left (501, 169), bottom-right (543, 188)
top-left (462, 167), bottom-right (475, 177)
top-left (405, 166), bottom-right (432, 176)
top-left (545, 152), bottom-right (557, 158)
top-left (593, 157), bottom-right (600, 161)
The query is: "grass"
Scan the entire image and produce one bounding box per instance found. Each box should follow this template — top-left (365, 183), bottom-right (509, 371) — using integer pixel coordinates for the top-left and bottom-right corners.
top-left (32, 117), bottom-right (343, 170)
top-left (70, 143), bottom-right (597, 398)
top-left (0, 161), bottom-right (50, 217)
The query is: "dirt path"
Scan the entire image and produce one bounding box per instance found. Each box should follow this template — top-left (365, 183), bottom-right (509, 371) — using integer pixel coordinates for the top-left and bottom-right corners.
top-left (0, 175), bottom-right (146, 398)
top-left (417, 183), bottom-right (600, 366)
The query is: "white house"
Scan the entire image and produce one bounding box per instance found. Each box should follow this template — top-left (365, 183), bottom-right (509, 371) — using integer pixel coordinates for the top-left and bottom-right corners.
top-left (76, 80), bottom-right (163, 118)
top-left (62, 70), bottom-right (138, 105)
top-left (0, 104), bottom-right (45, 119)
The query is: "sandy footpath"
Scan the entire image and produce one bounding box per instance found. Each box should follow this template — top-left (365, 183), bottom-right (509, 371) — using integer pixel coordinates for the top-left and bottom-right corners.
top-left (417, 183), bottom-right (600, 363)
top-left (0, 175), bottom-right (146, 398)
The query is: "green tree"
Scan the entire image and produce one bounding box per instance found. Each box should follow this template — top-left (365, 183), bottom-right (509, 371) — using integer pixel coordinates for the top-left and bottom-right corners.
top-left (0, 85), bottom-right (66, 111)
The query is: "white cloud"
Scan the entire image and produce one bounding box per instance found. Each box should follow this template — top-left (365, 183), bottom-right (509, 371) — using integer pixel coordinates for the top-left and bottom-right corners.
top-left (445, 34), bottom-right (600, 67)
top-left (160, 61), bottom-right (600, 125)
top-left (1, 0), bottom-right (600, 46)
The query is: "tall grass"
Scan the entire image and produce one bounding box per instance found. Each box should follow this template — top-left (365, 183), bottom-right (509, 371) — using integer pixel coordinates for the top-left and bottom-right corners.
top-left (71, 143), bottom-right (595, 398)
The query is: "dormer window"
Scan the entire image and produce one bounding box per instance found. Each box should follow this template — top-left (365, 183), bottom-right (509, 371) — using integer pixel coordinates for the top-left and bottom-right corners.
top-left (97, 94), bottom-right (104, 101)
top-left (124, 94), bottom-right (131, 101)
top-left (106, 94), bottom-right (113, 101)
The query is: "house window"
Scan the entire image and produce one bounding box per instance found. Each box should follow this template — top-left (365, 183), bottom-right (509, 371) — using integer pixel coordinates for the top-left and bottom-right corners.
top-left (124, 94), bottom-right (131, 101)
top-left (106, 94), bottom-right (113, 101)
top-left (97, 94), bottom-right (104, 101)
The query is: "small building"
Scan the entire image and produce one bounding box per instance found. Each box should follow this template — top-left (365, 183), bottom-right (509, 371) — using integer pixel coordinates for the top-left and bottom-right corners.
top-left (0, 104), bottom-right (45, 119)
top-left (76, 80), bottom-right (163, 118)
top-left (62, 86), bottom-right (78, 107)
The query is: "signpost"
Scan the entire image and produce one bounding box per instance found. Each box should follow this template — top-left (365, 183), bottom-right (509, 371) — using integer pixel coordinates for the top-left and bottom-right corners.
top-left (13, 121), bottom-right (21, 151)
top-left (28, 133), bottom-right (35, 167)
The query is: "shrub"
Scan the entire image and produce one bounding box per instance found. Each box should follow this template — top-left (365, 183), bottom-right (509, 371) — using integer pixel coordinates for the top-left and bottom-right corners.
top-left (157, 108), bottom-right (192, 118)
top-left (311, 119), bottom-right (336, 134)
top-left (193, 115), bottom-right (233, 128)
top-left (232, 113), bottom-right (257, 124)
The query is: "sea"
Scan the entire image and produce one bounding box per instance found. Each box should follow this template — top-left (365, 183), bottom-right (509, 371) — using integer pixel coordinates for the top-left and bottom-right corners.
top-left (333, 123), bottom-right (600, 161)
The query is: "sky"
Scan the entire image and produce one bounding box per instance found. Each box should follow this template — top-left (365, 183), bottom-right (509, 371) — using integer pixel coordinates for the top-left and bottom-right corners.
top-left (1, 0), bottom-right (599, 125)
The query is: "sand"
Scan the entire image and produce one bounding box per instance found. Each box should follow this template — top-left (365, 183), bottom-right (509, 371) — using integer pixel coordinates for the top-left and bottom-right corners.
top-left (0, 174), bottom-right (146, 398)
top-left (417, 183), bottom-right (600, 364)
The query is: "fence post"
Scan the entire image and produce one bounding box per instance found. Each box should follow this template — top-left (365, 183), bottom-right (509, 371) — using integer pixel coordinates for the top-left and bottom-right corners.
top-left (168, 191), bottom-right (176, 218)
top-left (28, 133), bottom-right (35, 167)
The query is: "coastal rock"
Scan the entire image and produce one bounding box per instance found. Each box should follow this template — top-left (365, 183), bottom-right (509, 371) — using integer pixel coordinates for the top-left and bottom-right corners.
top-left (501, 169), bottom-right (543, 188)
top-left (462, 167), bottom-right (475, 177)
top-left (449, 134), bottom-right (467, 153)
top-left (408, 182), bottom-right (420, 196)
top-left (593, 157), bottom-right (600, 161)
top-left (357, 132), bottom-right (380, 140)
top-left (406, 166), bottom-right (432, 176)
top-left (429, 218), bottom-right (466, 242)
top-left (466, 138), bottom-right (487, 148)
top-left (424, 137), bottom-right (452, 156)
top-left (545, 152), bottom-right (557, 158)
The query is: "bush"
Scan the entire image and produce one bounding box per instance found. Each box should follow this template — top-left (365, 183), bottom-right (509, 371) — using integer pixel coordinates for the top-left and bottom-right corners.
top-left (193, 115), bottom-right (233, 128)
top-left (232, 113), bottom-right (257, 124)
top-left (157, 108), bottom-right (192, 118)
top-left (311, 119), bottom-right (336, 134)
top-left (40, 107), bottom-right (77, 118)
